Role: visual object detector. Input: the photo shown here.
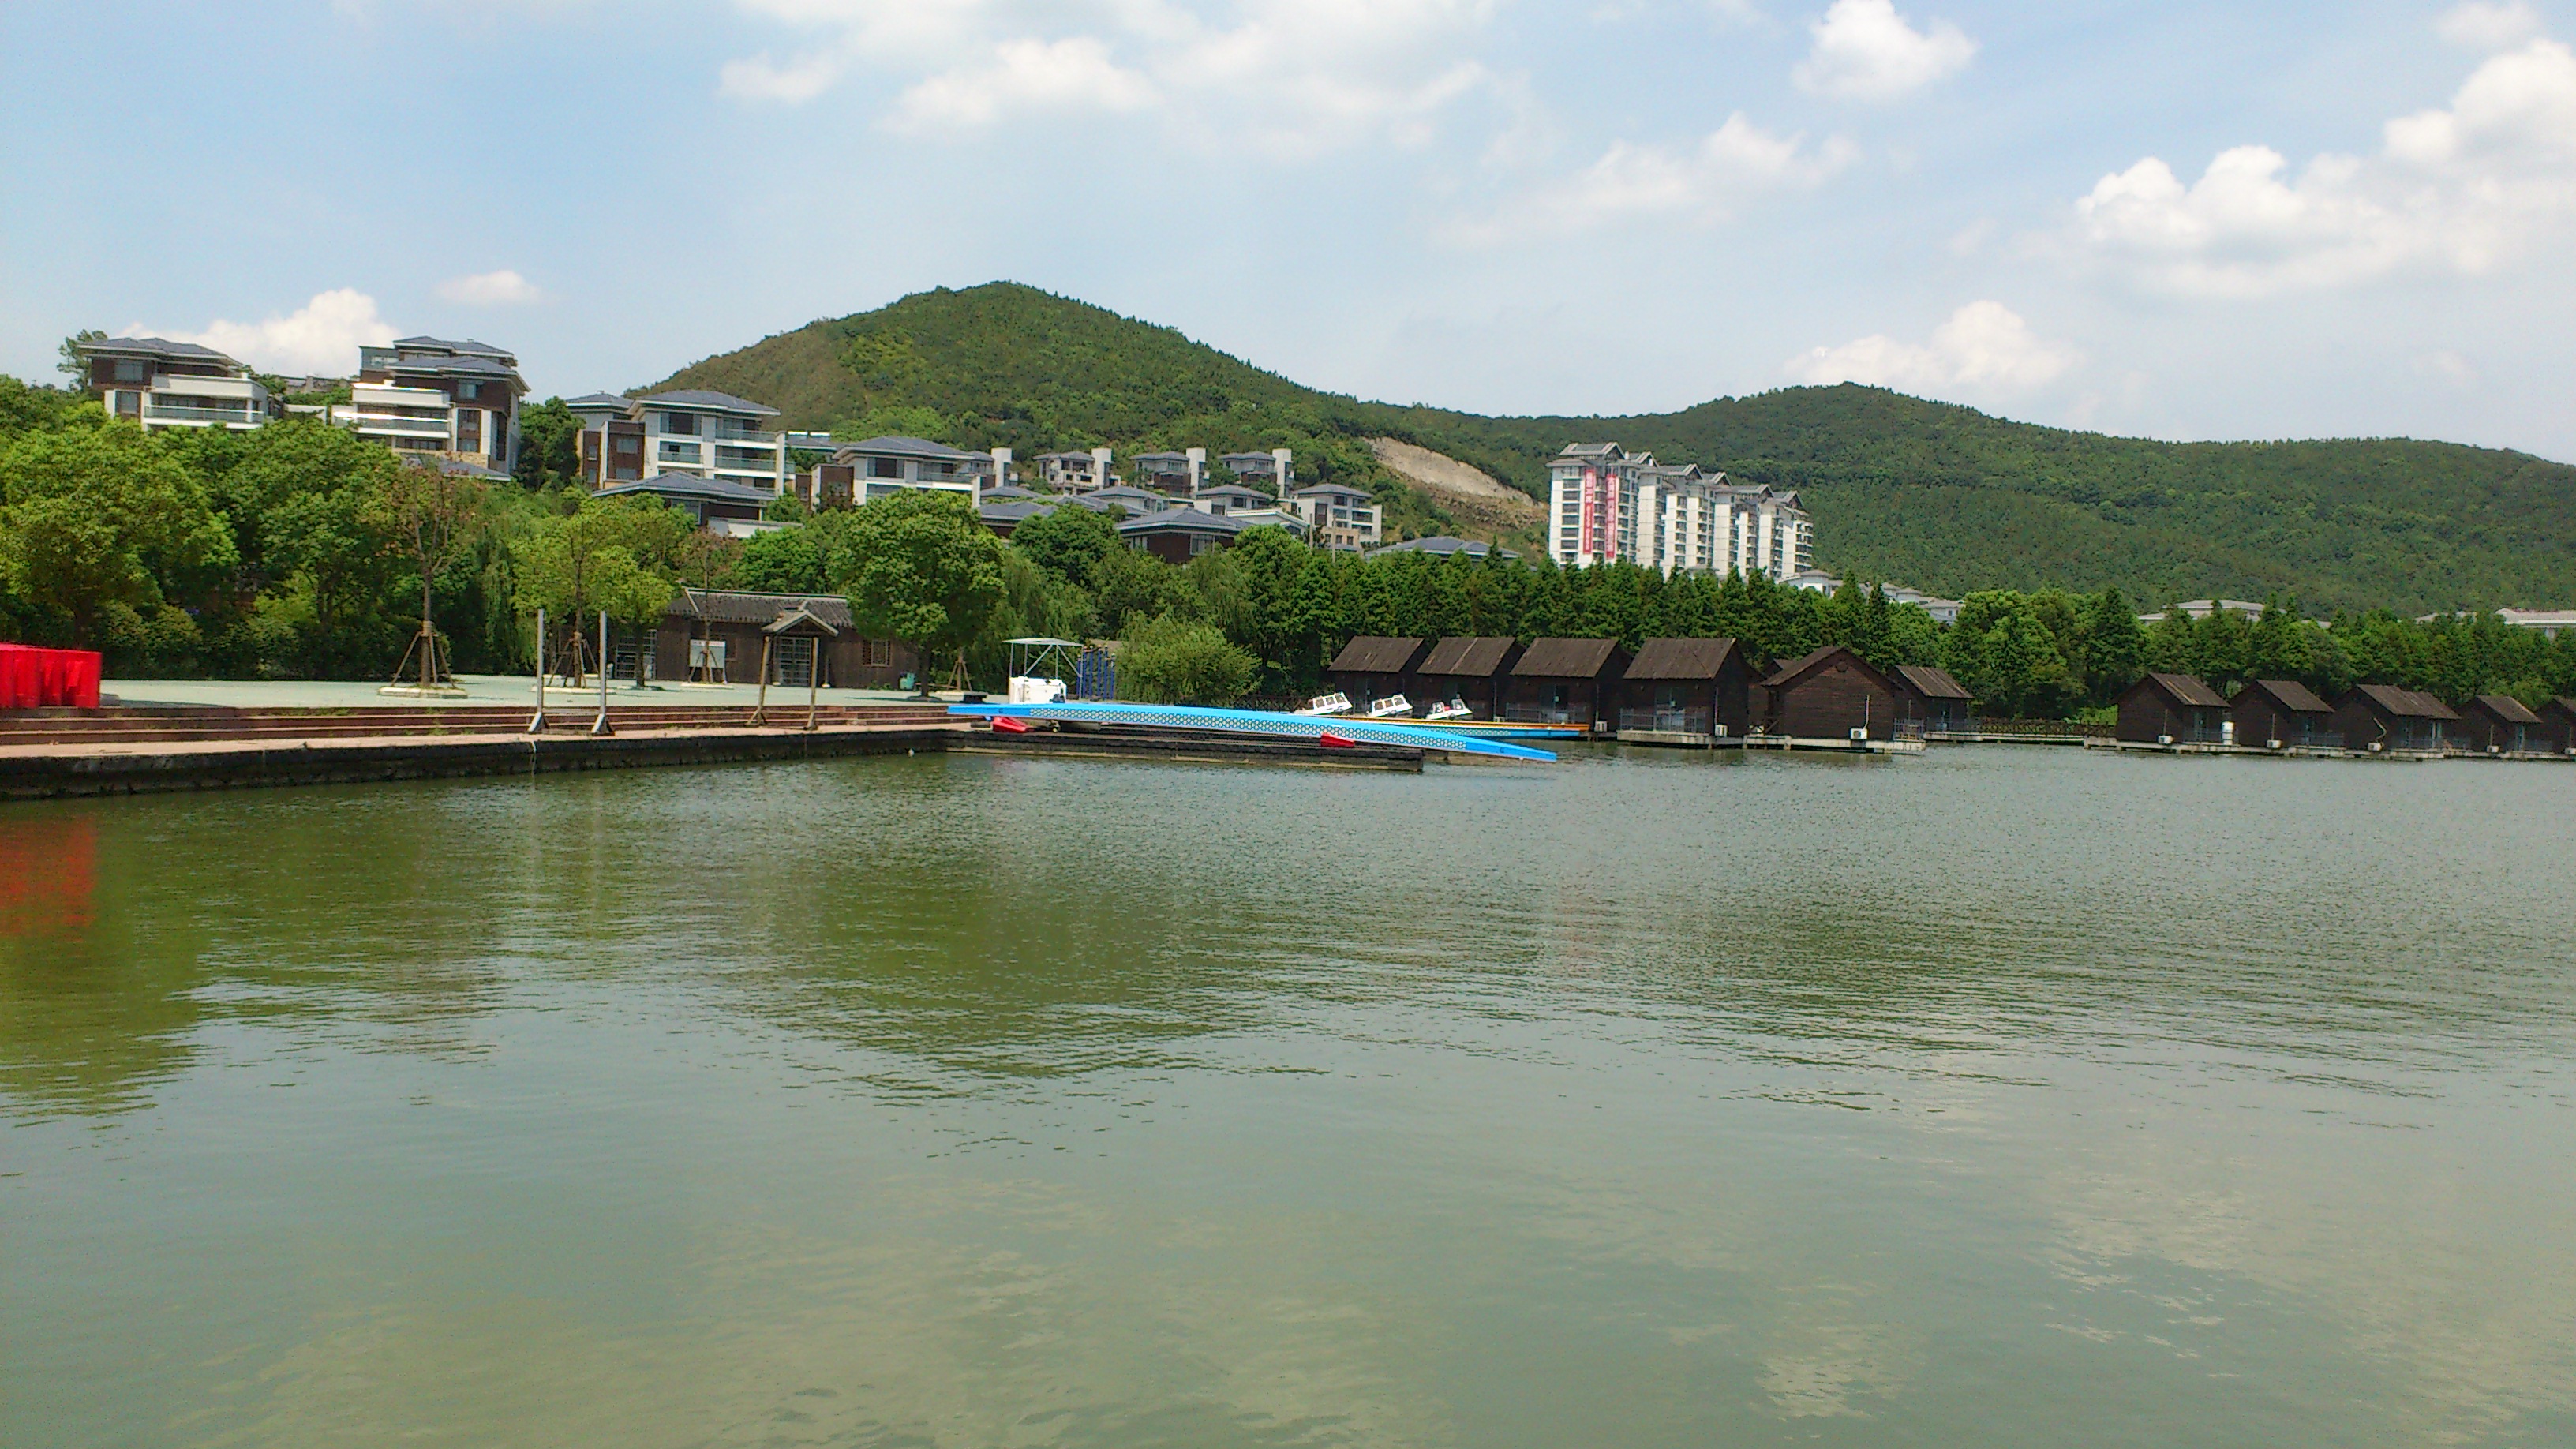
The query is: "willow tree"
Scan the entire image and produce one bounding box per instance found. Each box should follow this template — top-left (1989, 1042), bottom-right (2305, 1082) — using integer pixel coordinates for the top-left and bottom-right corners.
top-left (513, 497), bottom-right (686, 683)
top-left (370, 459), bottom-right (489, 691)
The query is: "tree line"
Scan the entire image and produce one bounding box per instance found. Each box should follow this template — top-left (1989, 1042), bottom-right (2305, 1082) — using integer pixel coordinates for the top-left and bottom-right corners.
top-left (6, 373), bottom-right (2571, 713)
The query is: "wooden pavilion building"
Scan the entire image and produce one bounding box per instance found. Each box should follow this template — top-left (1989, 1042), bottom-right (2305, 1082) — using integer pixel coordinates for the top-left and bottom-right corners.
top-left (1505, 638), bottom-right (1631, 730)
top-left (2116, 672), bottom-right (2231, 745)
top-left (1890, 664), bottom-right (1975, 734)
top-left (654, 590), bottom-right (913, 689)
top-left (2542, 697), bottom-right (2576, 755)
top-left (2230, 679), bottom-right (2336, 750)
top-left (1758, 646), bottom-right (1916, 742)
top-left (1327, 636), bottom-right (1428, 710)
top-left (2458, 694), bottom-right (2544, 755)
top-left (2331, 684), bottom-right (2458, 754)
top-left (1619, 638), bottom-right (1750, 739)
top-left (1411, 636), bottom-right (1522, 719)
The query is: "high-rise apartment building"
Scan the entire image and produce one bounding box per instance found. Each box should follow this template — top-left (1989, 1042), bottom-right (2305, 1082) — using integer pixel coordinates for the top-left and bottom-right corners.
top-left (1546, 443), bottom-right (1812, 582)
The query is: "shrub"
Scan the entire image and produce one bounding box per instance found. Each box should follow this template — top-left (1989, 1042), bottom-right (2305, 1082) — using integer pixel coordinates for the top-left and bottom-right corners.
top-left (1118, 612), bottom-right (1256, 705)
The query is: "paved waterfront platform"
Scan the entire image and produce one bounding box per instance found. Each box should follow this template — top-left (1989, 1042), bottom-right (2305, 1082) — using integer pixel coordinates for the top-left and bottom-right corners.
top-left (103, 674), bottom-right (926, 712)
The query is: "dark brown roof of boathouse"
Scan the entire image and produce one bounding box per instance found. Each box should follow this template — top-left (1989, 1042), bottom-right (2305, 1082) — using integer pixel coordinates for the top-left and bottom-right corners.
top-left (1417, 636), bottom-right (1518, 676)
top-left (1893, 664), bottom-right (1974, 700)
top-left (2470, 692), bottom-right (2542, 724)
top-left (667, 589), bottom-right (856, 630)
top-left (2138, 672), bottom-right (2230, 709)
top-left (2237, 678), bottom-right (2333, 714)
top-left (1328, 636), bottom-right (1426, 674)
top-left (1623, 638), bottom-right (1740, 680)
top-left (1512, 638), bottom-right (1623, 677)
top-left (2346, 683), bottom-right (2458, 719)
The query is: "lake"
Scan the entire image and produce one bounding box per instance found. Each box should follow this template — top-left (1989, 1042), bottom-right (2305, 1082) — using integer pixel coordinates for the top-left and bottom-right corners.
top-left (4, 745), bottom-right (2572, 1447)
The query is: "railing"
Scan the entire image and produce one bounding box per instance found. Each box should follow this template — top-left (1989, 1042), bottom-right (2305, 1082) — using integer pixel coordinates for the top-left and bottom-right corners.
top-left (707, 425), bottom-right (779, 443)
top-left (1619, 707), bottom-right (1712, 734)
top-left (1964, 717), bottom-right (2115, 739)
top-left (350, 413), bottom-right (449, 434)
top-left (144, 404), bottom-right (257, 424)
top-left (1504, 705), bottom-right (1578, 724)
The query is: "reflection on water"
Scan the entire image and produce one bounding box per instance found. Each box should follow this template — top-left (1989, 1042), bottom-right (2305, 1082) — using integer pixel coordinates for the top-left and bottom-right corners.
top-left (2, 748), bottom-right (2573, 1447)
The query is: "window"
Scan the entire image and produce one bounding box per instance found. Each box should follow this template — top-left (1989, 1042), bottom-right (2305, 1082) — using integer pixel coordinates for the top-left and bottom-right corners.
top-left (868, 457), bottom-right (901, 479)
top-left (455, 409), bottom-right (482, 452)
top-left (868, 638), bottom-right (892, 667)
top-left (114, 360), bottom-right (148, 383)
top-left (663, 412), bottom-right (697, 435)
top-left (457, 380), bottom-right (481, 400)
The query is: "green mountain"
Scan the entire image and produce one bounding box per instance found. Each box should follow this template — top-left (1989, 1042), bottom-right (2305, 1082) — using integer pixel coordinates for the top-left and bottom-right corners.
top-left (651, 282), bottom-right (2576, 615)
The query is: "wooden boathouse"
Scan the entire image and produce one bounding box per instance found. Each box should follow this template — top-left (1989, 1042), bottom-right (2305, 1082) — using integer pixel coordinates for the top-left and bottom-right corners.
top-left (656, 590), bottom-right (914, 689)
top-left (1327, 636), bottom-right (1428, 711)
top-left (2332, 684), bottom-right (2458, 754)
top-left (1617, 638), bottom-right (1750, 743)
top-left (2542, 697), bottom-right (2576, 755)
top-left (1891, 665), bottom-right (1975, 734)
top-left (1506, 638), bottom-right (1631, 731)
top-left (2230, 678), bottom-right (2337, 750)
top-left (2116, 672), bottom-right (2231, 745)
top-left (1758, 646), bottom-right (1915, 742)
top-left (2457, 694), bottom-right (2544, 755)
top-left (1411, 637), bottom-right (1522, 719)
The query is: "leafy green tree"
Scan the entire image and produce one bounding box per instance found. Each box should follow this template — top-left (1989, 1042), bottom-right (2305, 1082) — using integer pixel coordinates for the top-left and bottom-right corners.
top-left (2079, 587), bottom-right (2144, 703)
top-left (827, 489), bottom-right (1006, 692)
top-left (1118, 612), bottom-right (1257, 704)
top-left (513, 397), bottom-right (584, 489)
top-left (57, 330), bottom-right (103, 381)
top-left (0, 424), bottom-right (234, 647)
top-left (514, 498), bottom-right (687, 680)
top-left (370, 460), bottom-right (491, 687)
top-left (1011, 503), bottom-right (1121, 584)
top-left (736, 525), bottom-right (828, 593)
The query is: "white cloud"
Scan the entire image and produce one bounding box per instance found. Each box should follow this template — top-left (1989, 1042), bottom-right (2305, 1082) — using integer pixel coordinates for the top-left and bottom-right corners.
top-left (1466, 114), bottom-right (1854, 238)
top-left (143, 289), bottom-right (396, 375)
top-left (721, 0), bottom-right (1496, 157)
top-left (2071, 39), bottom-right (2576, 296)
top-left (893, 36), bottom-right (1151, 131)
top-left (1792, 0), bottom-right (1975, 102)
top-left (1788, 301), bottom-right (2077, 395)
top-left (434, 269), bottom-right (541, 306)
top-left (2437, 1), bottom-right (2544, 51)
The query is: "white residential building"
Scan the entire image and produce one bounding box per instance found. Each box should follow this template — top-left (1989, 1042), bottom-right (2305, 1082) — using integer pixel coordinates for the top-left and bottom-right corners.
top-left (568, 390), bottom-right (788, 492)
top-left (76, 337), bottom-right (273, 432)
top-left (1035, 449), bottom-right (1118, 492)
top-left (829, 436), bottom-right (981, 503)
top-left (1546, 442), bottom-right (1813, 583)
top-left (339, 336), bottom-right (525, 474)
top-left (1284, 483), bottom-right (1383, 551)
top-left (1222, 449), bottom-right (1294, 491)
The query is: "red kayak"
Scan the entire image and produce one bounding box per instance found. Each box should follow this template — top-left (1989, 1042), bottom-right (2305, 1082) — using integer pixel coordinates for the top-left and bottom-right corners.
top-left (1317, 732), bottom-right (1357, 750)
top-left (991, 715), bottom-right (1032, 734)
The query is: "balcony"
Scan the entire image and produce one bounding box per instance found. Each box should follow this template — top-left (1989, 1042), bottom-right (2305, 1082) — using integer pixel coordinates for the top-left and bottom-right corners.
top-left (350, 413), bottom-right (451, 436)
top-left (1619, 707), bottom-right (1712, 735)
top-left (707, 424), bottom-right (779, 443)
top-left (144, 403), bottom-right (259, 425)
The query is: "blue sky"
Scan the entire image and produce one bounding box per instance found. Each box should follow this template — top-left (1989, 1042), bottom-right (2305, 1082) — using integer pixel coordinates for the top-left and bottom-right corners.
top-left (6, 1), bottom-right (2573, 459)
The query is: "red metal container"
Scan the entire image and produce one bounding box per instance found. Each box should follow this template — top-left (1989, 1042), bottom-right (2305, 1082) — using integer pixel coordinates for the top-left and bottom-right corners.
top-left (0, 646), bottom-right (30, 709)
top-left (63, 650), bottom-right (102, 709)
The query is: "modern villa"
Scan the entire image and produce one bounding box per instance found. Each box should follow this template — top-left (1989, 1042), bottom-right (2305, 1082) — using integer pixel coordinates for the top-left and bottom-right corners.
top-left (74, 336), bottom-right (275, 432)
top-left (339, 337), bottom-right (526, 475)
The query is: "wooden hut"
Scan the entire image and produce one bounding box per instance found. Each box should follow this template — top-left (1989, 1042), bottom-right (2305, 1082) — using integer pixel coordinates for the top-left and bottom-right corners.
top-left (1619, 638), bottom-right (1750, 738)
top-left (1758, 646), bottom-right (1908, 741)
top-left (655, 590), bottom-right (913, 689)
top-left (1505, 638), bottom-right (1631, 730)
top-left (2230, 678), bottom-right (2335, 749)
top-left (1412, 636), bottom-right (1522, 719)
top-left (2331, 684), bottom-right (2458, 753)
top-left (2541, 697), bottom-right (2576, 755)
top-left (2458, 694), bottom-right (2544, 754)
top-left (2116, 672), bottom-right (2230, 744)
top-left (1327, 636), bottom-right (1428, 710)
top-left (1890, 665), bottom-right (1975, 734)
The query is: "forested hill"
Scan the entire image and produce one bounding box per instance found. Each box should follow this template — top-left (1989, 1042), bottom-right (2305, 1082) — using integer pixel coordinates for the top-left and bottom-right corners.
top-left (653, 282), bottom-right (2576, 616)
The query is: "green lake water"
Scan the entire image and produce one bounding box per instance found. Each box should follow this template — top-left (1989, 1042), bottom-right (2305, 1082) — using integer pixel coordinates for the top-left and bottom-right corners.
top-left (3, 746), bottom-right (2572, 1446)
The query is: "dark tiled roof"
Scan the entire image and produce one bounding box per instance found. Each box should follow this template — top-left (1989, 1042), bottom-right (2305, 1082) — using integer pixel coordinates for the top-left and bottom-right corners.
top-left (1329, 636), bottom-right (1425, 674)
top-left (1417, 637), bottom-right (1518, 676)
top-left (565, 391), bottom-right (631, 410)
top-left (2472, 693), bottom-right (2544, 724)
top-left (2237, 678), bottom-right (2333, 714)
top-left (1366, 535), bottom-right (1517, 560)
top-left (376, 352), bottom-right (520, 378)
top-left (1294, 483), bottom-right (1372, 500)
top-left (1760, 646), bottom-right (1844, 689)
top-left (837, 435), bottom-right (970, 459)
top-left (1513, 638), bottom-right (1622, 678)
top-left (1118, 509), bottom-right (1245, 535)
top-left (1624, 637), bottom-right (1741, 680)
top-left (635, 388), bottom-right (777, 416)
top-left (393, 335), bottom-right (510, 355)
top-left (1893, 663), bottom-right (1973, 700)
top-left (597, 473), bottom-right (775, 504)
top-left (2139, 671), bottom-right (2230, 709)
top-left (2345, 683), bottom-right (2455, 719)
top-left (665, 590), bottom-right (855, 630)
top-left (84, 335), bottom-right (234, 362)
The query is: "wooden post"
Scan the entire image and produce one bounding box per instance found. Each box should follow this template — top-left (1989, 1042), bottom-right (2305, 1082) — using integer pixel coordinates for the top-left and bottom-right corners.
top-left (753, 636), bottom-right (773, 727)
top-left (805, 638), bottom-right (820, 732)
top-left (590, 610), bottom-right (614, 736)
top-left (527, 608), bottom-right (547, 733)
